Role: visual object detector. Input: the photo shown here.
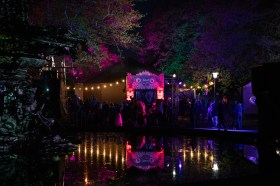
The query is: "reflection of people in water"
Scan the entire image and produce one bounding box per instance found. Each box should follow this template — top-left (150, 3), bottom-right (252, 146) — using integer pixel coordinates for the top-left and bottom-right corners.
top-left (137, 135), bottom-right (163, 151)
top-left (127, 134), bottom-right (163, 152)
top-left (138, 136), bottom-right (153, 150)
top-left (126, 135), bottom-right (165, 170)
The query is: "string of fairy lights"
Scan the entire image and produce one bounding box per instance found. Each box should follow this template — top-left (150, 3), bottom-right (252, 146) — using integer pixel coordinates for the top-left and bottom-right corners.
top-left (66, 78), bottom-right (215, 92)
top-left (66, 79), bottom-right (126, 91)
top-left (169, 81), bottom-right (215, 92)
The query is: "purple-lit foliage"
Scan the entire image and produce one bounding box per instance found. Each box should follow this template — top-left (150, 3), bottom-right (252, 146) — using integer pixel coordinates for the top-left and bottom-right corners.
top-left (140, 0), bottom-right (274, 94)
top-left (190, 1), bottom-right (260, 93)
top-left (139, 1), bottom-right (206, 86)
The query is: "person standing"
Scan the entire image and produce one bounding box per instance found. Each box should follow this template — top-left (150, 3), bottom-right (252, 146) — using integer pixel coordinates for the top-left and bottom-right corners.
top-left (232, 100), bottom-right (243, 129)
top-left (208, 99), bottom-right (219, 128)
top-left (147, 100), bottom-right (158, 127)
top-left (136, 100), bottom-right (147, 127)
top-left (114, 103), bottom-right (123, 127)
top-left (193, 97), bottom-right (203, 128)
top-left (217, 96), bottom-right (229, 131)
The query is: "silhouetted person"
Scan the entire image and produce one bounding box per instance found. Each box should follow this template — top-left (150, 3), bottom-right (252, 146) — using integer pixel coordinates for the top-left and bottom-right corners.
top-left (232, 100), bottom-right (243, 129)
top-left (208, 99), bottom-right (218, 128)
top-left (217, 96), bottom-right (228, 131)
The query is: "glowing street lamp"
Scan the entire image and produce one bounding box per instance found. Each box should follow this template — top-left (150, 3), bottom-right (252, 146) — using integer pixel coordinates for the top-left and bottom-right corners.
top-left (212, 72), bottom-right (219, 99)
top-left (171, 74), bottom-right (176, 109)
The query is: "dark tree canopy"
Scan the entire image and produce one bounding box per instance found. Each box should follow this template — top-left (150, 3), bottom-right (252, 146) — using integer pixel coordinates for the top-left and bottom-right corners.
top-left (139, 0), bottom-right (280, 95)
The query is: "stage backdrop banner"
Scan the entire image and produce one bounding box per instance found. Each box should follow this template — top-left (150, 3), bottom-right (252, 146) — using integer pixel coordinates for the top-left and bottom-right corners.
top-left (126, 71), bottom-right (164, 100)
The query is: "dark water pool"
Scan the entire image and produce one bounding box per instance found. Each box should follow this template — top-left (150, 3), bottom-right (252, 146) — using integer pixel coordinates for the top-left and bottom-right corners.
top-left (0, 132), bottom-right (259, 185)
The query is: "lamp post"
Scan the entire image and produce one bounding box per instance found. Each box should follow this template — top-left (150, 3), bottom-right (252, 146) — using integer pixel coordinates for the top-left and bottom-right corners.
top-left (212, 72), bottom-right (219, 100)
top-left (171, 74), bottom-right (176, 125)
top-left (171, 74), bottom-right (176, 108)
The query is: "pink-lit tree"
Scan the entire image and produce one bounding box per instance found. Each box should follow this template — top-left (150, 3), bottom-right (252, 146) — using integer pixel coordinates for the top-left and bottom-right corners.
top-left (28, 0), bottom-right (144, 82)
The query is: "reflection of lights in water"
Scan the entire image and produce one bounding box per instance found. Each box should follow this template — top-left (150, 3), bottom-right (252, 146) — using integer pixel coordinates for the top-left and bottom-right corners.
top-left (276, 149), bottom-right (280, 155)
top-left (172, 167), bottom-right (177, 181)
top-left (109, 143), bottom-right (112, 160)
top-left (70, 153), bottom-right (75, 161)
top-left (173, 168), bottom-right (176, 177)
top-left (212, 162), bottom-right (219, 171)
top-left (64, 134), bottom-right (128, 185)
top-left (103, 145), bottom-right (106, 161)
top-left (64, 133), bottom-right (257, 185)
top-left (210, 155), bottom-right (214, 162)
top-left (122, 151), bottom-right (125, 168)
top-left (115, 144), bottom-right (118, 162)
top-left (78, 144), bottom-right (81, 160)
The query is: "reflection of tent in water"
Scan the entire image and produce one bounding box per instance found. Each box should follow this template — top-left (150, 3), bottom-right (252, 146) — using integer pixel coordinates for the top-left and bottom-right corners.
top-left (126, 137), bottom-right (164, 171)
top-left (76, 58), bottom-right (163, 103)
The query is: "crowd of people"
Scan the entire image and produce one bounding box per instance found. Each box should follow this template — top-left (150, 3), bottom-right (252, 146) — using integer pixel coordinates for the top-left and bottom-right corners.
top-left (65, 93), bottom-right (243, 131)
top-left (194, 95), bottom-right (243, 130)
top-left (66, 94), bottom-right (174, 130)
